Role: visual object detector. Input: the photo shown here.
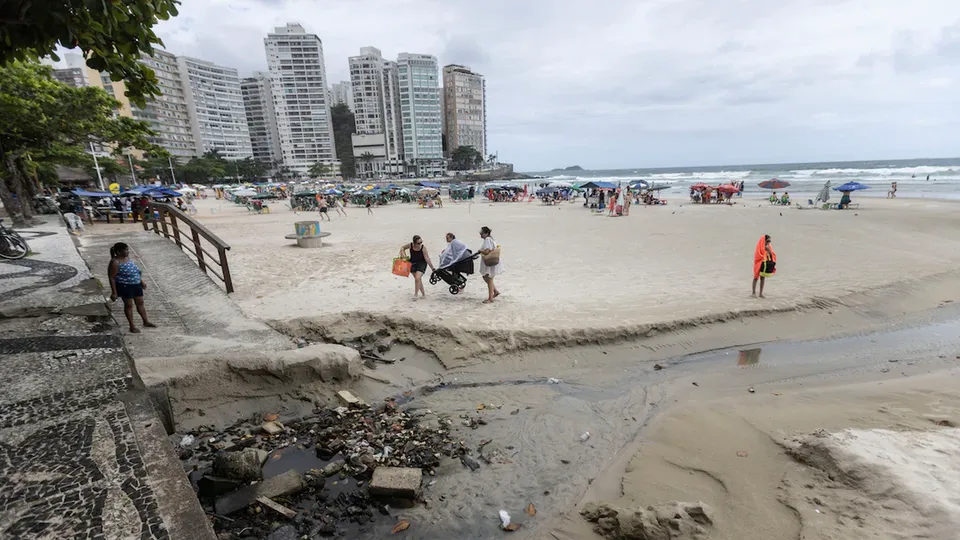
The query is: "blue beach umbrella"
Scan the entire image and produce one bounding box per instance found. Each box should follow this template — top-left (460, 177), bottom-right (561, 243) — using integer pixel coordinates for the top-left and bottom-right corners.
top-left (833, 181), bottom-right (869, 192)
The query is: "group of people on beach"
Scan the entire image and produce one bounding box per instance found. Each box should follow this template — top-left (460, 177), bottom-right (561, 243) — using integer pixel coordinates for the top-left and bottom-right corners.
top-left (399, 226), bottom-right (503, 303)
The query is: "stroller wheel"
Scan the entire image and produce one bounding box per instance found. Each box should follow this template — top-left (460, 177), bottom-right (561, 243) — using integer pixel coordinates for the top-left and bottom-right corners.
top-left (449, 285), bottom-right (460, 295)
top-left (429, 275), bottom-right (439, 285)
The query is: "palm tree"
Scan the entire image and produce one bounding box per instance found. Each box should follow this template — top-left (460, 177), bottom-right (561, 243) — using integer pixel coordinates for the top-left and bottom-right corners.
top-left (359, 152), bottom-right (375, 179)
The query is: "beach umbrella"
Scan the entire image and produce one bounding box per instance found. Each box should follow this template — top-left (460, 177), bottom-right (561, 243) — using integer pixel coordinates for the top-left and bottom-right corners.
top-left (716, 184), bottom-right (739, 194)
top-left (548, 180), bottom-right (572, 188)
top-left (815, 181), bottom-right (831, 203)
top-left (833, 181), bottom-right (869, 192)
top-left (233, 188), bottom-right (257, 197)
top-left (690, 183), bottom-right (711, 191)
top-left (758, 178), bottom-right (791, 190)
top-left (629, 180), bottom-right (649, 189)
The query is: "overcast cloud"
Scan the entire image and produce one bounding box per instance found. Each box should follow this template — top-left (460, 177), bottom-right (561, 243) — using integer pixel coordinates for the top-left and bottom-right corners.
top-left (153, 0), bottom-right (960, 170)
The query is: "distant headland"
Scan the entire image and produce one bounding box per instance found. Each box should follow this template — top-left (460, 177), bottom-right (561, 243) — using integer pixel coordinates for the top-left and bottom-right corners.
top-left (550, 165), bottom-right (584, 172)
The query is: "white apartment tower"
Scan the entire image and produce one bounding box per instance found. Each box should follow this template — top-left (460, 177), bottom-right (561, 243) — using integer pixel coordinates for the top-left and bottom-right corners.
top-left (330, 81), bottom-right (353, 110)
top-left (241, 72), bottom-right (282, 165)
top-left (264, 23), bottom-right (337, 175)
top-left (177, 56), bottom-right (253, 160)
top-left (442, 64), bottom-right (487, 159)
top-left (397, 53), bottom-right (444, 177)
top-left (348, 47), bottom-right (404, 178)
top-left (135, 50), bottom-right (197, 159)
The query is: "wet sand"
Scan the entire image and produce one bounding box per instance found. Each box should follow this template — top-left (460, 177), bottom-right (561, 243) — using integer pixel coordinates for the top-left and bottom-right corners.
top-left (188, 195), bottom-right (960, 365)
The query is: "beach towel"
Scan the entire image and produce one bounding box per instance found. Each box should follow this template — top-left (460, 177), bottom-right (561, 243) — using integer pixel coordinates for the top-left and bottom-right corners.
top-left (439, 239), bottom-right (469, 269)
top-left (753, 236), bottom-right (776, 279)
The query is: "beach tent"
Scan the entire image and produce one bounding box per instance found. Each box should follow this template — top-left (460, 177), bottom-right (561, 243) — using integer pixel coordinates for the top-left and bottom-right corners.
top-left (71, 189), bottom-right (114, 198)
top-left (417, 181), bottom-right (441, 188)
top-left (579, 181), bottom-right (617, 189)
top-left (548, 180), bottom-right (573, 188)
top-left (232, 188), bottom-right (257, 197)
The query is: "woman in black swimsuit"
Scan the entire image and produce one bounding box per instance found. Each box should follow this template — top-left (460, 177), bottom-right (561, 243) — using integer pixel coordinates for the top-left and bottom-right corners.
top-left (399, 235), bottom-right (436, 299)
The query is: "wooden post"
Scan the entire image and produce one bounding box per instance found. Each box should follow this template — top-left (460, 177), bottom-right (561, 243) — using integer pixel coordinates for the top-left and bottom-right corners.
top-left (151, 203), bottom-right (159, 234)
top-left (171, 213), bottom-right (183, 249)
top-left (192, 229), bottom-right (207, 275)
top-left (219, 247), bottom-right (234, 293)
top-left (159, 209), bottom-right (170, 238)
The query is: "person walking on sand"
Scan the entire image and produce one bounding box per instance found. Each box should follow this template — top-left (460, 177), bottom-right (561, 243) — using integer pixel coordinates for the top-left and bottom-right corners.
top-left (399, 235), bottom-right (436, 299)
top-left (478, 226), bottom-right (503, 303)
top-left (751, 234), bottom-right (776, 298)
top-left (108, 242), bottom-right (156, 333)
top-left (334, 197), bottom-right (347, 217)
top-left (366, 198), bottom-right (373, 215)
top-left (317, 196), bottom-right (331, 221)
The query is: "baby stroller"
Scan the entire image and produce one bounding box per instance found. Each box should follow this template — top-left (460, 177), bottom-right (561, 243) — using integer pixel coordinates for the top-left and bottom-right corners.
top-left (430, 250), bottom-right (477, 294)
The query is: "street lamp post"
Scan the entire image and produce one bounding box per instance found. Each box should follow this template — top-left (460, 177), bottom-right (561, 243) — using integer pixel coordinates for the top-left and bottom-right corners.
top-left (89, 142), bottom-right (105, 191)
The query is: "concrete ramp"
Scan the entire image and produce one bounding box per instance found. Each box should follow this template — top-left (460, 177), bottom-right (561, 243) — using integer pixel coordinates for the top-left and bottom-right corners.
top-left (78, 229), bottom-right (291, 359)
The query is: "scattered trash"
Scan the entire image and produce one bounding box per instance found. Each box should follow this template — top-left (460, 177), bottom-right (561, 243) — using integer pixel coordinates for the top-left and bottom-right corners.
top-left (773, 392), bottom-right (782, 396)
top-left (888, 359), bottom-right (899, 363)
top-left (653, 363), bottom-right (664, 371)
top-left (736, 451), bottom-right (748, 458)
top-left (692, 382), bottom-right (699, 387)
top-left (526, 503), bottom-right (537, 516)
top-left (505, 523), bottom-right (521, 531)
top-left (256, 496), bottom-right (296, 519)
top-left (815, 508), bottom-right (821, 514)
top-left (880, 368), bottom-right (890, 373)
top-left (510, 409), bottom-right (520, 415)
top-left (548, 377), bottom-right (562, 384)
top-left (461, 455), bottom-right (481, 471)
top-left (476, 403), bottom-right (485, 411)
top-left (263, 413), bottom-right (279, 422)
top-left (580, 432), bottom-right (591, 442)
top-left (499, 510), bottom-right (512, 529)
top-left (747, 387), bottom-right (755, 393)
top-left (391, 520), bottom-right (410, 534)
top-left (180, 434), bottom-right (195, 447)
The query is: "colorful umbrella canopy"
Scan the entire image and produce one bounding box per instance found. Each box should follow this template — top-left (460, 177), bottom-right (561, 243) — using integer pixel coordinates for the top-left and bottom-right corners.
top-left (716, 184), bottom-right (739, 194)
top-left (758, 179), bottom-right (790, 190)
top-left (833, 181), bottom-right (869, 192)
top-left (690, 183), bottom-right (711, 191)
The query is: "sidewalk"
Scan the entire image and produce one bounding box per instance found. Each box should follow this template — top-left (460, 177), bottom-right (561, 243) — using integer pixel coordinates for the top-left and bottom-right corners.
top-left (0, 217), bottom-right (214, 540)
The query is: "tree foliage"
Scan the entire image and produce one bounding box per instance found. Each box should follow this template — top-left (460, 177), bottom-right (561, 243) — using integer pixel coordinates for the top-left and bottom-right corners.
top-left (0, 0), bottom-right (181, 107)
top-left (0, 61), bottom-right (157, 225)
top-left (450, 146), bottom-right (484, 171)
top-left (330, 103), bottom-right (356, 180)
top-left (309, 161), bottom-right (333, 178)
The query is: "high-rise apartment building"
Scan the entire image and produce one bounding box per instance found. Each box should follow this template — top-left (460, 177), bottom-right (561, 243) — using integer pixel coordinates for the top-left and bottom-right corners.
top-left (346, 48), bottom-right (405, 178)
top-left (397, 53), bottom-right (444, 177)
top-left (241, 72), bottom-right (282, 165)
top-left (177, 56), bottom-right (253, 160)
top-left (442, 64), bottom-right (487, 159)
top-left (264, 23), bottom-right (337, 176)
top-left (330, 81), bottom-right (353, 110)
top-left (135, 50), bottom-right (197, 160)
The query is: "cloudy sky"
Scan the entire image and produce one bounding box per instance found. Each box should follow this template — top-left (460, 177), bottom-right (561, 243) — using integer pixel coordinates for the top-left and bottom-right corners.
top-left (152, 0), bottom-right (960, 171)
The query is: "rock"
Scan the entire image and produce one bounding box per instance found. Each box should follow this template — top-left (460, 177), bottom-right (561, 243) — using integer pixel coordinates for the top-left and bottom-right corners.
top-left (336, 390), bottom-right (364, 407)
top-left (581, 502), bottom-right (620, 522)
top-left (369, 467), bottom-right (422, 499)
top-left (197, 475), bottom-right (241, 499)
top-left (212, 448), bottom-right (264, 482)
top-left (261, 421), bottom-right (284, 435)
top-left (214, 470), bottom-right (306, 515)
top-left (266, 525), bottom-right (298, 540)
top-left (461, 455), bottom-right (480, 471)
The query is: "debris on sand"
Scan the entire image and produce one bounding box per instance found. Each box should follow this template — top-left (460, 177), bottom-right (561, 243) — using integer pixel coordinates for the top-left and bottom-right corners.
top-left (581, 501), bottom-right (714, 540)
top-left (174, 394), bottom-right (473, 538)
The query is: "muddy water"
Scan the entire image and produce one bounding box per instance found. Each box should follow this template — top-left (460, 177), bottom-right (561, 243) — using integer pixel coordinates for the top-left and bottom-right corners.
top-left (341, 303), bottom-right (960, 539)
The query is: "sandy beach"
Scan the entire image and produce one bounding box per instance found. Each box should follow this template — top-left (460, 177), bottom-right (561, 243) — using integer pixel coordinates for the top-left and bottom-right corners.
top-left (187, 195), bottom-right (960, 365)
top-left (92, 192), bottom-right (960, 539)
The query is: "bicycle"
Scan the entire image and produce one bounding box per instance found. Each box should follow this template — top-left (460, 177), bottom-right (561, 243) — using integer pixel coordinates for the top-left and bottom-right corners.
top-left (0, 218), bottom-right (29, 260)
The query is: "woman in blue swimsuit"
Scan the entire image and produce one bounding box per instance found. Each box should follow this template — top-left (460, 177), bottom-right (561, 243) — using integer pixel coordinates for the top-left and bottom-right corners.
top-left (108, 242), bottom-right (155, 333)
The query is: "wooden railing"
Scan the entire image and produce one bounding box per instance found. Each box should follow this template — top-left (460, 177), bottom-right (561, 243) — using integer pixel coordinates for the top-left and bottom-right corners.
top-left (142, 202), bottom-right (234, 293)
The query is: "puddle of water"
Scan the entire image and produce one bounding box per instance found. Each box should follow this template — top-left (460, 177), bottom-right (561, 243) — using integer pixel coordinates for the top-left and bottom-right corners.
top-left (262, 445), bottom-right (328, 479)
top-left (738, 348), bottom-right (762, 367)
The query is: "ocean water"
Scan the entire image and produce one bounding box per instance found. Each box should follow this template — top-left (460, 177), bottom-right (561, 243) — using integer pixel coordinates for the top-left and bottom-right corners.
top-left (525, 158), bottom-right (960, 199)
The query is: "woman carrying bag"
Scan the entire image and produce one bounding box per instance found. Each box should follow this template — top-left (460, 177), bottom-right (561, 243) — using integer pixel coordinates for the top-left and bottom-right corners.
top-left (751, 234), bottom-right (776, 298)
top-left (398, 235), bottom-right (435, 299)
top-left (478, 226), bottom-right (503, 303)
